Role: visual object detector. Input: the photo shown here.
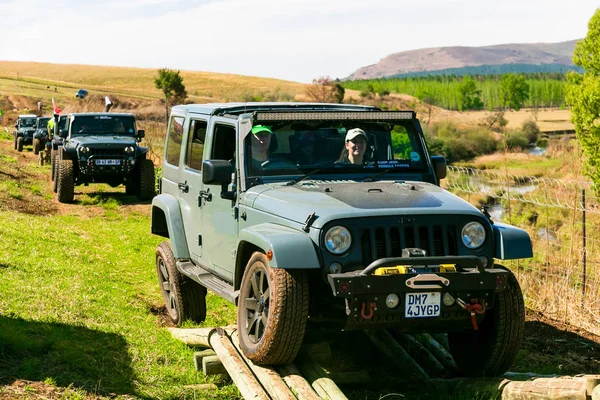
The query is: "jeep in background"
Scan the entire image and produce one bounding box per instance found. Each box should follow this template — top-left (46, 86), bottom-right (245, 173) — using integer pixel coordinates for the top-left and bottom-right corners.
top-left (55, 112), bottom-right (155, 203)
top-left (14, 114), bottom-right (37, 152)
top-left (151, 103), bottom-right (533, 375)
top-left (33, 116), bottom-right (51, 155)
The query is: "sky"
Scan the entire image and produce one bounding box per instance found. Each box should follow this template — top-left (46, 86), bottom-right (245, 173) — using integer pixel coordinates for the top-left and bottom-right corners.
top-left (0, 0), bottom-right (598, 83)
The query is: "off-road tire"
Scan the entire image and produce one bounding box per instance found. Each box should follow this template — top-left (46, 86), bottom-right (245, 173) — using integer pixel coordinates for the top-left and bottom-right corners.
top-left (17, 137), bottom-right (23, 152)
top-left (33, 138), bottom-right (40, 155)
top-left (51, 150), bottom-right (56, 181)
top-left (52, 155), bottom-right (59, 193)
top-left (13, 135), bottom-right (17, 150)
top-left (448, 267), bottom-right (524, 377)
top-left (237, 252), bottom-right (309, 365)
top-left (57, 159), bottom-right (75, 203)
top-left (138, 159), bottom-right (156, 200)
top-left (155, 241), bottom-right (207, 325)
top-left (39, 152), bottom-right (44, 166)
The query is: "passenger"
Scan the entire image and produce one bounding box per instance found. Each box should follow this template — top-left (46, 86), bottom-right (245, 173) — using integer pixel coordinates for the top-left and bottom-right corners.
top-left (295, 132), bottom-right (317, 165)
top-left (336, 128), bottom-right (368, 165)
top-left (250, 125), bottom-right (272, 169)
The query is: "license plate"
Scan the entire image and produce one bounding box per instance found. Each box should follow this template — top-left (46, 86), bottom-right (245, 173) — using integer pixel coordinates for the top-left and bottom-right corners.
top-left (405, 292), bottom-right (441, 318)
top-left (96, 159), bottom-right (120, 166)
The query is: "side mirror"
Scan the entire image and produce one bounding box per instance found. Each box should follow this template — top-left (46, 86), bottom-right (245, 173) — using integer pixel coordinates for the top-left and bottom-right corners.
top-left (137, 129), bottom-right (145, 139)
top-left (203, 160), bottom-right (235, 200)
top-left (59, 129), bottom-right (68, 139)
top-left (431, 155), bottom-right (447, 180)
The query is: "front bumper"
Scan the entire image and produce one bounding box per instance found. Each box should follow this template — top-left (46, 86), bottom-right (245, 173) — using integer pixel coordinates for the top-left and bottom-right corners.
top-left (327, 256), bottom-right (509, 331)
top-left (78, 156), bottom-right (137, 177)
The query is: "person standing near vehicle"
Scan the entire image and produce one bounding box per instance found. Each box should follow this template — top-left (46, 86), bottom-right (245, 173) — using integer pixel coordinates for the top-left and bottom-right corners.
top-left (105, 96), bottom-right (113, 112)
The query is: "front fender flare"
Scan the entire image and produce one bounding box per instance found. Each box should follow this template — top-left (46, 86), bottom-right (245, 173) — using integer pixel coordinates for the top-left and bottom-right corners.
top-left (493, 222), bottom-right (533, 260)
top-left (151, 194), bottom-right (190, 259)
top-left (239, 223), bottom-right (320, 269)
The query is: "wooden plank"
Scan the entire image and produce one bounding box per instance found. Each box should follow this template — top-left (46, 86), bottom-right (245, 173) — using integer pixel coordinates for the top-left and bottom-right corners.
top-left (202, 355), bottom-right (228, 376)
top-left (230, 331), bottom-right (297, 400)
top-left (208, 329), bottom-right (270, 400)
top-left (328, 370), bottom-right (370, 385)
top-left (393, 332), bottom-right (448, 378)
top-left (302, 342), bottom-right (332, 367)
top-left (502, 377), bottom-right (587, 400)
top-left (168, 327), bottom-right (215, 347)
top-left (278, 364), bottom-right (322, 400)
top-left (431, 333), bottom-right (450, 352)
top-left (296, 351), bottom-right (349, 400)
top-left (364, 329), bottom-right (429, 381)
top-left (413, 334), bottom-right (458, 375)
top-left (193, 349), bottom-right (217, 371)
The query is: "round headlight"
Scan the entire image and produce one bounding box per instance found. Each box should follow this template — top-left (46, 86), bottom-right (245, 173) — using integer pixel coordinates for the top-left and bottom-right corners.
top-left (79, 146), bottom-right (90, 154)
top-left (324, 226), bottom-right (352, 255)
top-left (124, 146), bottom-right (135, 153)
top-left (461, 222), bottom-right (486, 249)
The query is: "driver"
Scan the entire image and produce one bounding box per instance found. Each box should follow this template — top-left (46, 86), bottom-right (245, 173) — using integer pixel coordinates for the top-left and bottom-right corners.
top-left (250, 125), bottom-right (272, 169)
top-left (336, 128), bottom-right (368, 165)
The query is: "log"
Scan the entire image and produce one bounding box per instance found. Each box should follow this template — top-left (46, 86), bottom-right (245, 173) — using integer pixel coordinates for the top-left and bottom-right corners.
top-left (202, 355), bottom-right (228, 376)
top-left (502, 377), bottom-right (587, 400)
top-left (364, 329), bottom-right (428, 381)
top-left (168, 327), bottom-right (215, 347)
top-left (296, 351), bottom-right (349, 400)
top-left (302, 342), bottom-right (332, 366)
top-left (230, 331), bottom-right (297, 400)
top-left (392, 332), bottom-right (448, 378)
top-left (328, 370), bottom-right (370, 385)
top-left (193, 349), bottom-right (217, 371)
top-left (431, 333), bottom-right (450, 352)
top-left (208, 329), bottom-right (269, 400)
top-left (278, 364), bottom-right (322, 400)
top-left (414, 333), bottom-right (459, 374)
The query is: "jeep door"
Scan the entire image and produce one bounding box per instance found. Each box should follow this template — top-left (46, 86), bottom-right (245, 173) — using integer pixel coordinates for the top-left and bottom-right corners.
top-left (179, 118), bottom-right (208, 261)
top-left (200, 118), bottom-right (239, 281)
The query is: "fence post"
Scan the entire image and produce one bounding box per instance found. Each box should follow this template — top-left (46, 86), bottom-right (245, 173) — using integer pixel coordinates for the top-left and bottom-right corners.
top-left (582, 189), bottom-right (587, 308)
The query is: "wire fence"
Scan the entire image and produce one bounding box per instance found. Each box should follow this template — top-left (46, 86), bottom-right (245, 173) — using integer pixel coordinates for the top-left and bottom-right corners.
top-left (443, 166), bottom-right (600, 335)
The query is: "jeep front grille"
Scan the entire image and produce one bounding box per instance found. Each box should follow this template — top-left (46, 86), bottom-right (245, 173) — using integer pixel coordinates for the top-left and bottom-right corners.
top-left (91, 148), bottom-right (125, 158)
top-left (359, 224), bottom-right (458, 266)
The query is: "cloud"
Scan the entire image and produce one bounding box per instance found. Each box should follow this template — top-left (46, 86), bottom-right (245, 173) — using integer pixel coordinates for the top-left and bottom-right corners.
top-left (0, 0), bottom-right (597, 82)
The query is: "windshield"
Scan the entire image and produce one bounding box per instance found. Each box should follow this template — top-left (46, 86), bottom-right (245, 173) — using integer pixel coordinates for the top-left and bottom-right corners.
top-left (245, 120), bottom-right (427, 180)
top-left (20, 118), bottom-right (36, 127)
top-left (71, 115), bottom-right (135, 136)
top-left (58, 116), bottom-right (68, 130)
top-left (36, 118), bottom-right (50, 128)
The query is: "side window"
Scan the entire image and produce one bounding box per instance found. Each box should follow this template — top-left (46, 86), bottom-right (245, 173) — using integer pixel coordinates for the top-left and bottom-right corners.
top-left (211, 124), bottom-right (236, 160)
top-left (185, 119), bottom-right (207, 171)
top-left (165, 116), bottom-right (184, 166)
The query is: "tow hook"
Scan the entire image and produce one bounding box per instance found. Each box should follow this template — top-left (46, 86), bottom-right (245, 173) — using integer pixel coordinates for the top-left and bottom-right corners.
top-left (456, 297), bottom-right (486, 330)
top-left (361, 301), bottom-right (376, 320)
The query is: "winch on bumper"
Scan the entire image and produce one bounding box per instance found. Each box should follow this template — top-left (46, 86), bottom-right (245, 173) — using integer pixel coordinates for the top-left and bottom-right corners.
top-left (327, 255), bottom-right (509, 331)
top-left (78, 155), bottom-right (137, 176)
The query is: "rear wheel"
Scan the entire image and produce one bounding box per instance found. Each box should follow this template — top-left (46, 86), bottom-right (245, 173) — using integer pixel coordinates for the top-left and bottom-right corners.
top-left (448, 267), bottom-right (524, 377)
top-left (237, 252), bottom-right (309, 365)
top-left (17, 137), bottom-right (23, 152)
top-left (57, 159), bottom-right (74, 203)
top-left (13, 135), bottom-right (17, 150)
top-left (51, 150), bottom-right (56, 181)
top-left (33, 138), bottom-right (40, 155)
top-left (155, 241), bottom-right (207, 325)
top-left (138, 159), bottom-right (156, 200)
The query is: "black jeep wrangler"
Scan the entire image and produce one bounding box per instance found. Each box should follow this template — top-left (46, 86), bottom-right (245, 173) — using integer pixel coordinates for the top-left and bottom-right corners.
top-left (55, 112), bottom-right (155, 203)
top-left (14, 114), bottom-right (37, 152)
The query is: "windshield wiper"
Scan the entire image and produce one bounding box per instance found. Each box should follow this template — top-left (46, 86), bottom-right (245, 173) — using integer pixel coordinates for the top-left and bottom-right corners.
top-left (363, 169), bottom-right (394, 182)
top-left (285, 168), bottom-right (325, 186)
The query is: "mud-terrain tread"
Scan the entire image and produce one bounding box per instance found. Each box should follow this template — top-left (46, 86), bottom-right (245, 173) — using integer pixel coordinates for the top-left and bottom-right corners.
top-left (17, 137), bottom-right (23, 152)
top-left (155, 241), bottom-right (207, 325)
top-left (238, 252), bottom-right (309, 365)
top-left (138, 159), bottom-right (156, 200)
top-left (52, 155), bottom-right (59, 193)
top-left (57, 159), bottom-right (74, 203)
top-left (448, 266), bottom-right (524, 377)
top-left (51, 150), bottom-right (56, 181)
top-left (13, 135), bottom-right (17, 150)
top-left (33, 139), bottom-right (40, 155)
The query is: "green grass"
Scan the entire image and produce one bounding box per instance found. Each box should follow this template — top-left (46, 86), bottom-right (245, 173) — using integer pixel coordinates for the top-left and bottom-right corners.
top-left (0, 210), bottom-right (238, 399)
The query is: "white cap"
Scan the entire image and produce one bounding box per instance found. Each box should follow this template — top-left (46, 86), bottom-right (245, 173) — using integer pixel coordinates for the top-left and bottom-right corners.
top-left (345, 128), bottom-right (367, 142)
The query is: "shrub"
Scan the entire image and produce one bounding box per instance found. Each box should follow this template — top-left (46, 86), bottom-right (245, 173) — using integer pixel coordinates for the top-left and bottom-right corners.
top-left (503, 131), bottom-right (530, 150)
top-left (521, 120), bottom-right (541, 143)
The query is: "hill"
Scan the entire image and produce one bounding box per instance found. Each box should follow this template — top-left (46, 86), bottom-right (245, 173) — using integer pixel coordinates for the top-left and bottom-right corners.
top-left (347, 40), bottom-right (579, 80)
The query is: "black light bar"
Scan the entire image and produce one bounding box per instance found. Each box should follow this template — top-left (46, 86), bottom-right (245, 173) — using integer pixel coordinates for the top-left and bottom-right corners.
top-left (254, 111), bottom-right (414, 122)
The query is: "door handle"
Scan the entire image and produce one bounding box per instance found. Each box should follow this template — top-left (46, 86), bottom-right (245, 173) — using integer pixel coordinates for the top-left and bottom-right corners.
top-left (178, 181), bottom-right (189, 193)
top-left (199, 190), bottom-right (212, 202)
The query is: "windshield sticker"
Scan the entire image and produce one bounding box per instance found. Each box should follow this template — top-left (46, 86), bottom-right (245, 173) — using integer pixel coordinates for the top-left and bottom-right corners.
top-left (376, 160), bottom-right (410, 169)
top-left (98, 116), bottom-right (113, 119)
top-left (129, 129), bottom-right (134, 133)
top-left (410, 152), bottom-right (421, 162)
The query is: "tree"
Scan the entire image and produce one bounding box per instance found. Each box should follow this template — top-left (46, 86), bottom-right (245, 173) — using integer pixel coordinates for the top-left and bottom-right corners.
top-left (154, 68), bottom-right (188, 121)
top-left (415, 89), bottom-right (439, 127)
top-left (500, 74), bottom-right (529, 111)
top-left (305, 76), bottom-right (345, 103)
top-left (566, 9), bottom-right (600, 190)
top-left (458, 76), bottom-right (484, 111)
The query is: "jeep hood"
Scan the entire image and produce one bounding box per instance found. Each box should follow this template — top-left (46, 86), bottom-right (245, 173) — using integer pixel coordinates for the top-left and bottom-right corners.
top-left (70, 135), bottom-right (137, 147)
top-left (247, 181), bottom-right (482, 228)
